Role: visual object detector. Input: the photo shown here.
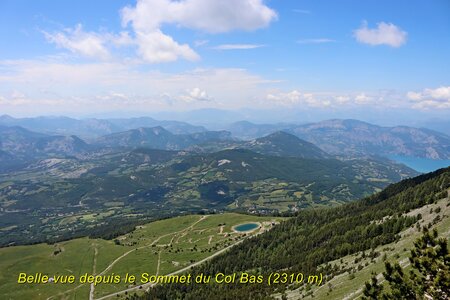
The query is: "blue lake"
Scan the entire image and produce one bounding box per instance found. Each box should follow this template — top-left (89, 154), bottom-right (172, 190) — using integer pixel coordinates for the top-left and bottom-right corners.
top-left (234, 223), bottom-right (259, 232)
top-left (388, 155), bottom-right (450, 173)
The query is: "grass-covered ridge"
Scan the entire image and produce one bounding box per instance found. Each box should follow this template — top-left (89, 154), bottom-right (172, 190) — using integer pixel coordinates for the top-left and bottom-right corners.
top-left (0, 213), bottom-right (284, 300)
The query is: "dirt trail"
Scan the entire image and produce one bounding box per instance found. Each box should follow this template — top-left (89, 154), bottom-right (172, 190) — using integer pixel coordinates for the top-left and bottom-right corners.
top-left (89, 246), bottom-right (99, 300)
top-left (96, 218), bottom-right (268, 300)
top-left (49, 215), bottom-right (208, 300)
top-left (156, 251), bottom-right (161, 276)
top-left (97, 215), bottom-right (207, 277)
top-left (95, 239), bottom-right (245, 300)
top-left (47, 245), bottom-right (98, 300)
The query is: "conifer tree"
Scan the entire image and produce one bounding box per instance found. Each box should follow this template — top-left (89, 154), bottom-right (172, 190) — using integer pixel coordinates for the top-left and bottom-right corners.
top-left (363, 228), bottom-right (449, 299)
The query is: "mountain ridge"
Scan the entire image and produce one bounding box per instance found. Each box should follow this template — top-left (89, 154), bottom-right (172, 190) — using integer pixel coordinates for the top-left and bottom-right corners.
top-left (0, 114), bottom-right (207, 138)
top-left (242, 131), bottom-right (329, 159)
top-left (288, 119), bottom-right (450, 159)
top-left (95, 126), bottom-right (233, 150)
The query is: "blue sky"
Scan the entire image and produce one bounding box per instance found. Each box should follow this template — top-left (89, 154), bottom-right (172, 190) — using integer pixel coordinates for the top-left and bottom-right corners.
top-left (0, 0), bottom-right (449, 124)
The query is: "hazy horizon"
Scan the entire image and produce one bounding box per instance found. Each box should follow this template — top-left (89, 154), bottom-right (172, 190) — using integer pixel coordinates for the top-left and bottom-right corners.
top-left (2, 108), bottom-right (449, 133)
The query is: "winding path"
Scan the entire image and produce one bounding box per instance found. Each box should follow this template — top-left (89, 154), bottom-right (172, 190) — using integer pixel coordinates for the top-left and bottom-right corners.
top-left (95, 238), bottom-right (246, 300)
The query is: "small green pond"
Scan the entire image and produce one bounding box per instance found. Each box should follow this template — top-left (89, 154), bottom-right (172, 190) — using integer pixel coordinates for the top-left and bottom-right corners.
top-left (234, 223), bottom-right (259, 232)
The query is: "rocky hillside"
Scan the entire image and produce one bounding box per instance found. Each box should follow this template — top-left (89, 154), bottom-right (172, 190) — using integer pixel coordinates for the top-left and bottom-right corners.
top-left (288, 119), bottom-right (450, 159)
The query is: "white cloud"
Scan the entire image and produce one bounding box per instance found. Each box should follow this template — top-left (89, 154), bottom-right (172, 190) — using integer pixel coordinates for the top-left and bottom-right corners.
top-left (135, 30), bottom-right (199, 63)
top-left (354, 93), bottom-right (372, 104)
top-left (212, 44), bottom-right (265, 50)
top-left (297, 39), bottom-right (335, 44)
top-left (407, 86), bottom-right (450, 109)
top-left (426, 86), bottom-right (450, 100)
top-left (179, 87), bottom-right (212, 102)
top-left (334, 95), bottom-right (350, 104)
top-left (121, 0), bottom-right (277, 33)
top-left (120, 0), bottom-right (277, 63)
top-left (41, 0), bottom-right (276, 64)
top-left (267, 90), bottom-right (301, 105)
top-left (266, 90), bottom-right (332, 107)
top-left (0, 59), bottom-right (276, 114)
top-left (354, 21), bottom-right (407, 48)
top-left (265, 90), bottom-right (391, 108)
top-left (44, 24), bottom-right (110, 59)
top-left (406, 91), bottom-right (422, 101)
top-left (110, 31), bottom-right (135, 46)
top-left (4, 57), bottom-right (447, 115)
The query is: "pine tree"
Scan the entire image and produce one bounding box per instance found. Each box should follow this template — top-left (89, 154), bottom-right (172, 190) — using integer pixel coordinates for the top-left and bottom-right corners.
top-left (363, 228), bottom-right (449, 299)
top-left (362, 275), bottom-right (383, 299)
top-left (408, 228), bottom-right (450, 299)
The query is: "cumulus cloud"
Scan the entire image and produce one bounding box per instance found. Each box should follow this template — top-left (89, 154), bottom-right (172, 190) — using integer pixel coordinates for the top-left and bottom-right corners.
top-left (354, 21), bottom-right (407, 47)
top-left (266, 90), bottom-right (332, 107)
top-left (212, 44), bottom-right (265, 50)
top-left (121, 0), bottom-right (277, 33)
top-left (135, 30), bottom-right (199, 63)
top-left (265, 90), bottom-right (387, 108)
top-left (0, 59), bottom-right (276, 114)
top-left (120, 0), bottom-right (277, 63)
top-left (41, 1), bottom-right (276, 63)
top-left (407, 86), bottom-right (450, 109)
top-left (179, 87), bottom-right (212, 102)
top-left (267, 90), bottom-right (301, 105)
top-left (44, 24), bottom-right (111, 59)
top-left (427, 86), bottom-right (450, 99)
top-left (6, 57), bottom-right (448, 115)
top-left (406, 91), bottom-right (422, 101)
top-left (110, 31), bottom-right (135, 47)
top-left (334, 95), bottom-right (350, 104)
top-left (354, 93), bottom-right (372, 104)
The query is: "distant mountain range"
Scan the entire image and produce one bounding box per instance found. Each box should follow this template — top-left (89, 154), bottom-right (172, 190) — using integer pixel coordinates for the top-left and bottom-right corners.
top-left (0, 115), bottom-right (206, 138)
top-left (287, 119), bottom-right (450, 159)
top-left (0, 123), bottom-right (326, 161)
top-left (95, 126), bottom-right (232, 150)
top-left (0, 126), bottom-right (91, 159)
top-left (227, 119), bottom-right (450, 159)
top-left (1, 115), bottom-right (449, 160)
